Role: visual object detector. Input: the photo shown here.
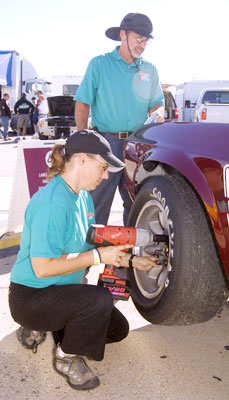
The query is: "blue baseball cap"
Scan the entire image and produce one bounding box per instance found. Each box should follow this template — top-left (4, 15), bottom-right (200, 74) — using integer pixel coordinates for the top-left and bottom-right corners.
top-left (105, 13), bottom-right (153, 41)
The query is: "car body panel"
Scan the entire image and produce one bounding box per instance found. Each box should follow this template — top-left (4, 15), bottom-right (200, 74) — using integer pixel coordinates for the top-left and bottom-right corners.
top-left (124, 122), bottom-right (229, 279)
top-left (163, 89), bottom-right (179, 121)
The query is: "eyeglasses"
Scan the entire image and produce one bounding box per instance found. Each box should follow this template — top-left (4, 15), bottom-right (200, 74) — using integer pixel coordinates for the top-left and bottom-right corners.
top-left (128, 31), bottom-right (152, 46)
top-left (136, 36), bottom-right (152, 45)
top-left (90, 156), bottom-right (109, 172)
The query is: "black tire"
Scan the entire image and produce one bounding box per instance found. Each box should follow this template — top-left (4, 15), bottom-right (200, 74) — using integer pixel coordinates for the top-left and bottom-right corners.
top-left (38, 133), bottom-right (48, 140)
top-left (127, 174), bottom-right (227, 325)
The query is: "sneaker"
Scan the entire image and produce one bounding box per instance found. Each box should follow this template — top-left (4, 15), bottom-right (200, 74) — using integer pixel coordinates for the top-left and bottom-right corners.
top-left (14, 137), bottom-right (20, 143)
top-left (16, 326), bottom-right (47, 353)
top-left (32, 133), bottom-right (39, 139)
top-left (54, 346), bottom-right (100, 390)
top-left (23, 137), bottom-right (26, 140)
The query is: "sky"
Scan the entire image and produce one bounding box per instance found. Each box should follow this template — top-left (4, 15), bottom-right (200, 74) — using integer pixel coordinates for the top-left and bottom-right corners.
top-left (1, 0), bottom-right (229, 85)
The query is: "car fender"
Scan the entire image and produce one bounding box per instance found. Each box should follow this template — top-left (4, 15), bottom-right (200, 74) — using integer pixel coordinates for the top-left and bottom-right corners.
top-left (135, 146), bottom-right (214, 208)
top-left (125, 122), bottom-right (229, 211)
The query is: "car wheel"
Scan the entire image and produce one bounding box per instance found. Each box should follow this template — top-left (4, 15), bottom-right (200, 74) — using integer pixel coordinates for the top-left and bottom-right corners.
top-left (38, 133), bottom-right (48, 140)
top-left (127, 174), bottom-right (227, 325)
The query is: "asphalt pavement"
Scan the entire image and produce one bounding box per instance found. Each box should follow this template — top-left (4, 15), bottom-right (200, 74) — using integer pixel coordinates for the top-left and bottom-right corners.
top-left (0, 135), bottom-right (229, 400)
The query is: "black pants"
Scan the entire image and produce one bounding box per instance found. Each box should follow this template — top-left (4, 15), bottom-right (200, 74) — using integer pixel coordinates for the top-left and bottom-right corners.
top-left (9, 282), bottom-right (129, 361)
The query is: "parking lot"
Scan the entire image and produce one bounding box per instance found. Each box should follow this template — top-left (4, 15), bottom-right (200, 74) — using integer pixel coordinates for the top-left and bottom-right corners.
top-left (0, 137), bottom-right (229, 400)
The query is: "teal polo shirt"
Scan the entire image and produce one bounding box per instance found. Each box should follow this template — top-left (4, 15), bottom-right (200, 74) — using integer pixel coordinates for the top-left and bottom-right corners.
top-left (74, 47), bottom-right (164, 133)
top-left (10, 175), bottom-right (95, 288)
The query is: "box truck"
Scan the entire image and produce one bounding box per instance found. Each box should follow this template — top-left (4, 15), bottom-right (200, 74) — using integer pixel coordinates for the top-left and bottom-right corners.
top-left (0, 50), bottom-right (51, 108)
top-left (175, 80), bottom-right (229, 123)
top-left (50, 75), bottom-right (83, 96)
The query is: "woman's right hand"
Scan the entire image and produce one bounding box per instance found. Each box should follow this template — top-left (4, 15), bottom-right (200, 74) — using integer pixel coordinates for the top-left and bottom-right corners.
top-left (98, 245), bottom-right (133, 267)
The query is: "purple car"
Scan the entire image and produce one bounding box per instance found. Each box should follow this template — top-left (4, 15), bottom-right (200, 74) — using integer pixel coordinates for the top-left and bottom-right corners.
top-left (123, 122), bottom-right (229, 325)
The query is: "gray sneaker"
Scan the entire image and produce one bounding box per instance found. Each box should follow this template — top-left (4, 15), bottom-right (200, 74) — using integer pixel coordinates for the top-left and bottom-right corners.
top-left (16, 326), bottom-right (47, 353)
top-left (54, 347), bottom-right (100, 391)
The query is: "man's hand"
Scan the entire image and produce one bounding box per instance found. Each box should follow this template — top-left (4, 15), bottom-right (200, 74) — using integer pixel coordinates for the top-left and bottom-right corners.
top-left (148, 105), bottom-right (165, 123)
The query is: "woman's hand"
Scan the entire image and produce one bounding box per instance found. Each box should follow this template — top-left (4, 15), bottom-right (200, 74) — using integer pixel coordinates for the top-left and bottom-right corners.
top-left (98, 245), bottom-right (133, 267)
top-left (131, 255), bottom-right (159, 271)
top-left (98, 245), bottom-right (160, 271)
top-left (118, 253), bottom-right (160, 271)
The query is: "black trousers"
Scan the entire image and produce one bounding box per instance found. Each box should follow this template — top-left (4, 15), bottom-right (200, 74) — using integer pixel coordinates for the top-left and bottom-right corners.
top-left (9, 282), bottom-right (129, 361)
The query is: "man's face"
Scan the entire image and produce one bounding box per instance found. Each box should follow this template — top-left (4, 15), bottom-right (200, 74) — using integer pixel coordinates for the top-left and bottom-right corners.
top-left (122, 30), bottom-right (149, 58)
top-left (4, 94), bottom-right (9, 101)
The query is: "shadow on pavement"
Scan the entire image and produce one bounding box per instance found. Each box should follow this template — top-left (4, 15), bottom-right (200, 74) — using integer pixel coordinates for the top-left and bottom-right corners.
top-left (0, 246), bottom-right (19, 274)
top-left (0, 307), bottom-right (229, 400)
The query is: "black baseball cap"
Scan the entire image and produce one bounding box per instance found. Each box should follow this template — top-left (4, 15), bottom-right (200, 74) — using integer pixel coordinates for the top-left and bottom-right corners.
top-left (105, 13), bottom-right (153, 41)
top-left (65, 130), bottom-right (125, 172)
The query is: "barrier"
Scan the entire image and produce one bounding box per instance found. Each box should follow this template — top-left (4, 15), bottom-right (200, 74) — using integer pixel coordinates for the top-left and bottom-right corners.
top-left (7, 139), bottom-right (65, 233)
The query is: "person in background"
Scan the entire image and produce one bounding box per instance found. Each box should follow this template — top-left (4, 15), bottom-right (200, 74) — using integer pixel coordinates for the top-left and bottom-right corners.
top-left (30, 96), bottom-right (38, 136)
top-left (35, 90), bottom-right (49, 138)
top-left (75, 13), bottom-right (165, 226)
top-left (0, 93), bottom-right (11, 141)
top-left (8, 129), bottom-right (159, 391)
top-left (14, 93), bottom-right (34, 142)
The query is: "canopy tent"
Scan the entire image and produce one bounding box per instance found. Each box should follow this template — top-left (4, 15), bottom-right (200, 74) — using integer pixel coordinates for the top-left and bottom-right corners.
top-left (0, 51), bottom-right (14, 86)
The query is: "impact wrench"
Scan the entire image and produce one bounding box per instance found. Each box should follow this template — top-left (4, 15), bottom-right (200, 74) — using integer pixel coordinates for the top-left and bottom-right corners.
top-left (87, 224), bottom-right (168, 300)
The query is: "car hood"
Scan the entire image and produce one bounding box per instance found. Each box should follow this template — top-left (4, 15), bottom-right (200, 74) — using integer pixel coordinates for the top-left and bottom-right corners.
top-left (47, 96), bottom-right (75, 117)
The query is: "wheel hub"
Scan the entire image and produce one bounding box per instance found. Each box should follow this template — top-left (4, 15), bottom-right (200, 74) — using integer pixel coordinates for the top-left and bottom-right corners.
top-left (134, 199), bottom-right (171, 299)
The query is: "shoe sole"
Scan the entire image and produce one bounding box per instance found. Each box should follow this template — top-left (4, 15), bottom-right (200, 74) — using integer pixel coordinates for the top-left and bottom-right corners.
top-left (52, 349), bottom-right (100, 391)
top-left (16, 327), bottom-right (47, 352)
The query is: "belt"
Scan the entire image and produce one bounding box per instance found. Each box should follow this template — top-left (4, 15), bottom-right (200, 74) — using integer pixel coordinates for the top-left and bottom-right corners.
top-left (99, 131), bottom-right (133, 139)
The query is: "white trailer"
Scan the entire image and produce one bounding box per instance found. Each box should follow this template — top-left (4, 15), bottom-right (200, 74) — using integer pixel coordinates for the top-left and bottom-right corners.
top-left (175, 80), bottom-right (229, 122)
top-left (50, 75), bottom-right (83, 97)
top-left (0, 50), bottom-right (51, 108)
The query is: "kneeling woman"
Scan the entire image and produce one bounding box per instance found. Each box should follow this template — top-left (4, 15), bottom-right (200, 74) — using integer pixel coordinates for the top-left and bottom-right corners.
top-left (9, 130), bottom-right (158, 391)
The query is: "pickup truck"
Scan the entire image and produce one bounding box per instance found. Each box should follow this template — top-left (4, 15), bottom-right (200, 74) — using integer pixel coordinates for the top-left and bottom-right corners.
top-left (193, 87), bottom-right (229, 122)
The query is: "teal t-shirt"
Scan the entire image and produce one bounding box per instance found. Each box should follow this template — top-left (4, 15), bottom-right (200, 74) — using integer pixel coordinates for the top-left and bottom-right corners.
top-left (10, 175), bottom-right (95, 288)
top-left (74, 46), bottom-right (164, 133)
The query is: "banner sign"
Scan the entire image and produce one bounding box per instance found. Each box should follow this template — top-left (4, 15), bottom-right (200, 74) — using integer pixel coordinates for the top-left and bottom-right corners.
top-left (7, 139), bottom-right (65, 232)
top-left (23, 147), bottom-right (52, 197)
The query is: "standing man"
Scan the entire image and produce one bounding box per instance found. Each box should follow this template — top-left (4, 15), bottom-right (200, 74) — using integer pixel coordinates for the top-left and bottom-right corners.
top-left (0, 93), bottom-right (11, 141)
top-left (14, 93), bottom-right (34, 142)
top-left (74, 13), bottom-right (165, 225)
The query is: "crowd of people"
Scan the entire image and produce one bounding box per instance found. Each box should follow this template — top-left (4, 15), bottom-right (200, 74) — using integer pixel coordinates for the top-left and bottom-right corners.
top-left (0, 90), bottom-right (48, 142)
